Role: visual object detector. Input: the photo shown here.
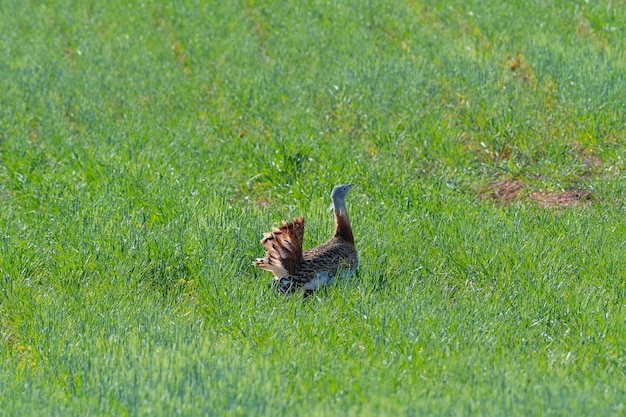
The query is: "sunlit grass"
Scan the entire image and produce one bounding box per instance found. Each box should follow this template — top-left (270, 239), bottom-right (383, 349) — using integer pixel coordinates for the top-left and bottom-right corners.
top-left (1, 0), bottom-right (625, 415)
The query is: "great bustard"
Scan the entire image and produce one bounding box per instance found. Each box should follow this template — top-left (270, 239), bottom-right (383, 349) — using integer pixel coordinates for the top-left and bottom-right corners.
top-left (253, 184), bottom-right (358, 293)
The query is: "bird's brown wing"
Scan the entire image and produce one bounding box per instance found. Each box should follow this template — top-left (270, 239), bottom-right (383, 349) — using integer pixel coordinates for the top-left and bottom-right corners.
top-left (253, 216), bottom-right (304, 278)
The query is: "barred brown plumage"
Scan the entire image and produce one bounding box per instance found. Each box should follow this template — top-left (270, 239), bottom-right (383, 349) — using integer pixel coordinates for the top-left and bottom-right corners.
top-left (253, 184), bottom-right (358, 294)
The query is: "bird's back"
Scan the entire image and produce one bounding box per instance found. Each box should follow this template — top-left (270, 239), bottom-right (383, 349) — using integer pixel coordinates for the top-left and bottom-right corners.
top-left (285, 237), bottom-right (358, 291)
top-left (303, 237), bottom-right (358, 269)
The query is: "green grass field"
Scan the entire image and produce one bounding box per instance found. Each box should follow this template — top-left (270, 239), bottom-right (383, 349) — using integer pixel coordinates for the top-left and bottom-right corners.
top-left (1, 0), bottom-right (625, 415)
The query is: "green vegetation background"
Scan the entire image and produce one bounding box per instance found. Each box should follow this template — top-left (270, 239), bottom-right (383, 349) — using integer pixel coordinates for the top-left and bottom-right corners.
top-left (1, 0), bottom-right (625, 415)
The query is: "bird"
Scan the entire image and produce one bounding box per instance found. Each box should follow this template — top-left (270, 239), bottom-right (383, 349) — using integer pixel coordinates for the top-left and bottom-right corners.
top-left (253, 184), bottom-right (358, 294)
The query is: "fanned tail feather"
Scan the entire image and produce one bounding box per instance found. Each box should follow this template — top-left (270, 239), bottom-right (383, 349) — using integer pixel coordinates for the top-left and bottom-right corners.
top-left (253, 216), bottom-right (304, 278)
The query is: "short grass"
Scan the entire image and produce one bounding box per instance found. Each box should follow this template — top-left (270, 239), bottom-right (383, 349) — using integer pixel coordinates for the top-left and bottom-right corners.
top-left (1, 0), bottom-right (625, 415)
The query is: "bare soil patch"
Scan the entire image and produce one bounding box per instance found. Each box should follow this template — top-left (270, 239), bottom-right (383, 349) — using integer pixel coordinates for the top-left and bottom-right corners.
top-left (482, 178), bottom-right (592, 208)
top-left (528, 189), bottom-right (592, 208)
top-left (485, 179), bottom-right (524, 204)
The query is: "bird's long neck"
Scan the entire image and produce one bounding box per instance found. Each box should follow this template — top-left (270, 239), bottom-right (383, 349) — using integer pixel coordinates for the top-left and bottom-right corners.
top-left (333, 203), bottom-right (354, 244)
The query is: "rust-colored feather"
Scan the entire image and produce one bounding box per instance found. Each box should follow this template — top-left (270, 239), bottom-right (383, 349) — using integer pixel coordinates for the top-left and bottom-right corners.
top-left (254, 216), bottom-right (304, 277)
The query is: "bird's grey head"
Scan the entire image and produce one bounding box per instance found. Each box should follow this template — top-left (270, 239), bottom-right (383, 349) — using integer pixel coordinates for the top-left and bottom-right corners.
top-left (331, 183), bottom-right (355, 207)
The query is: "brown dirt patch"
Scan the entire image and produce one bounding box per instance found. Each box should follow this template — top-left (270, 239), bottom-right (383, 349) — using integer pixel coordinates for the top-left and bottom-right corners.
top-left (482, 179), bottom-right (593, 208)
top-left (528, 189), bottom-right (592, 208)
top-left (484, 179), bottom-right (525, 205)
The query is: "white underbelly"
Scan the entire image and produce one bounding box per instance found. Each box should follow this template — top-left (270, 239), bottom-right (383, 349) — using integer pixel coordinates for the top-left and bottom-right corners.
top-left (302, 268), bottom-right (356, 291)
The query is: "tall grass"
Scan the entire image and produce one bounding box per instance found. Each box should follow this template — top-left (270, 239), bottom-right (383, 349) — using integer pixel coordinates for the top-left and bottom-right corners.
top-left (1, 0), bottom-right (625, 415)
